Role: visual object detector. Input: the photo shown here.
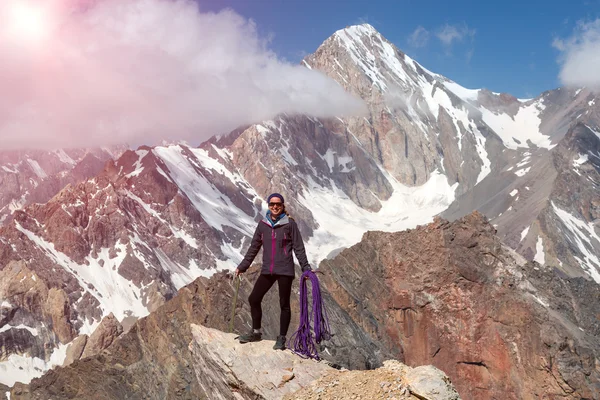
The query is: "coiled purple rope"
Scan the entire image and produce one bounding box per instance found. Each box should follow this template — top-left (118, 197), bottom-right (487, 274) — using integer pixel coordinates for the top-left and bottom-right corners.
top-left (289, 270), bottom-right (332, 360)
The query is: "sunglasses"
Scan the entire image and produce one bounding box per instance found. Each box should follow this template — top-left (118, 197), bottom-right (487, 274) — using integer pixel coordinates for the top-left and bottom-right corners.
top-left (268, 202), bottom-right (283, 207)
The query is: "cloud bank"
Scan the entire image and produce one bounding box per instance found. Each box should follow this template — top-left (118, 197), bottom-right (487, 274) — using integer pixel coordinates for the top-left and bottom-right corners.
top-left (0, 0), bottom-right (366, 150)
top-left (553, 19), bottom-right (600, 89)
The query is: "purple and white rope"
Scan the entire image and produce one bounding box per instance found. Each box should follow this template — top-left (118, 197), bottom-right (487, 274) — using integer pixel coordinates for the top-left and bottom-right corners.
top-left (289, 270), bottom-right (332, 360)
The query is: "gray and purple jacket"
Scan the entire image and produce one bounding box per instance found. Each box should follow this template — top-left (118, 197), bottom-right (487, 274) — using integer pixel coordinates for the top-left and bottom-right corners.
top-left (237, 213), bottom-right (311, 277)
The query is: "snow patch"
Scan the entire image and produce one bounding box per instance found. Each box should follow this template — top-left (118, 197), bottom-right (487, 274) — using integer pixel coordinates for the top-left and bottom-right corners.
top-left (0, 343), bottom-right (68, 387)
top-left (320, 149), bottom-right (355, 173)
top-left (520, 226), bottom-right (530, 242)
top-left (2, 165), bottom-right (18, 173)
top-left (514, 167), bottom-right (531, 177)
top-left (573, 154), bottom-right (588, 167)
top-left (552, 203), bottom-right (600, 283)
top-left (125, 149), bottom-right (148, 178)
top-left (54, 149), bottom-right (76, 166)
top-left (586, 124), bottom-right (600, 140)
top-left (534, 236), bottom-right (545, 265)
top-left (473, 125), bottom-right (491, 184)
top-left (300, 170), bottom-right (457, 266)
top-left (0, 324), bottom-right (38, 336)
top-left (124, 190), bottom-right (198, 249)
top-left (15, 222), bottom-right (150, 322)
top-left (25, 159), bottom-right (47, 179)
top-left (532, 294), bottom-right (549, 307)
top-left (442, 81), bottom-right (480, 102)
top-left (480, 100), bottom-right (553, 149)
top-left (334, 25), bottom-right (389, 91)
top-left (154, 146), bottom-right (258, 235)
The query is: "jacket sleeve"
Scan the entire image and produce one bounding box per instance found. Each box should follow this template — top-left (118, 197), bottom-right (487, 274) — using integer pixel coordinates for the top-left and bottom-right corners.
top-left (237, 224), bottom-right (263, 272)
top-left (291, 220), bottom-right (311, 272)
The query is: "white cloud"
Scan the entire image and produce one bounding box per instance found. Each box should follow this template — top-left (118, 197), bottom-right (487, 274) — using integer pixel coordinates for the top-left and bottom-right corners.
top-left (408, 26), bottom-right (429, 48)
top-left (436, 23), bottom-right (475, 46)
top-left (553, 18), bottom-right (600, 89)
top-left (0, 0), bottom-right (366, 150)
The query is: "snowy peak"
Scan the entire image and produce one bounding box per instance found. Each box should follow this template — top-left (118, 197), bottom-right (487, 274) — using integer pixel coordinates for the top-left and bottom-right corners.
top-left (304, 23), bottom-right (504, 197)
top-left (336, 23), bottom-right (379, 37)
top-left (317, 23), bottom-right (428, 93)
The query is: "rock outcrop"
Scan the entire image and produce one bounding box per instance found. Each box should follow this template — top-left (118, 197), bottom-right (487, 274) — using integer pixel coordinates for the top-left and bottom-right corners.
top-left (62, 313), bottom-right (124, 366)
top-left (0, 384), bottom-right (9, 400)
top-left (7, 288), bottom-right (455, 399)
top-left (0, 261), bottom-right (71, 362)
top-left (288, 360), bottom-right (459, 400)
top-left (317, 212), bottom-right (600, 399)
top-left (80, 313), bottom-right (123, 360)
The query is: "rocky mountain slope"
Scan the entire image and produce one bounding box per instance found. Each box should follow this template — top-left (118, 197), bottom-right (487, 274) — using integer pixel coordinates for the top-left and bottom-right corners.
top-left (1, 23), bottom-right (599, 390)
top-left (3, 269), bottom-right (458, 400)
top-left (443, 121), bottom-right (600, 281)
top-left (0, 147), bottom-right (126, 225)
top-left (5, 212), bottom-right (599, 400)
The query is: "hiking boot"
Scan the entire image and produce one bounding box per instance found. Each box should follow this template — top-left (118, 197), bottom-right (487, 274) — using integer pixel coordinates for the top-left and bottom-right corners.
top-left (273, 335), bottom-right (286, 350)
top-left (237, 331), bottom-right (262, 343)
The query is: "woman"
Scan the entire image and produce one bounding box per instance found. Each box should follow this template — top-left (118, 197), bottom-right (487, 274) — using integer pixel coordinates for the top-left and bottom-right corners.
top-left (235, 192), bottom-right (312, 350)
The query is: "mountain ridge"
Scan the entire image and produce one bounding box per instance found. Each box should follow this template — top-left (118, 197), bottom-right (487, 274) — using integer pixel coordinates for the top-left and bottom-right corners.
top-left (0, 23), bottom-right (599, 392)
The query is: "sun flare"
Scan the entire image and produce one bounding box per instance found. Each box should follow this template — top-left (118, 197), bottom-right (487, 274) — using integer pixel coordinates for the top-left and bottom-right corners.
top-left (6, 1), bottom-right (49, 44)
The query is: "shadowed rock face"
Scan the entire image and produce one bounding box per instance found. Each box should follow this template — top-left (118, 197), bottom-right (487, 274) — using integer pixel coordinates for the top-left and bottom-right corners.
top-left (317, 212), bottom-right (600, 400)
top-left (0, 384), bottom-right (8, 400)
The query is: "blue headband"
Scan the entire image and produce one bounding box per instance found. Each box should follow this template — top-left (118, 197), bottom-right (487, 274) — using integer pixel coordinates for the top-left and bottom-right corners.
top-left (267, 193), bottom-right (284, 203)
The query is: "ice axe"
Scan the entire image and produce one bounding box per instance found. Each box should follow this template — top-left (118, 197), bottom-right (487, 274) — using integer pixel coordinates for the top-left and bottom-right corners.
top-left (229, 274), bottom-right (240, 333)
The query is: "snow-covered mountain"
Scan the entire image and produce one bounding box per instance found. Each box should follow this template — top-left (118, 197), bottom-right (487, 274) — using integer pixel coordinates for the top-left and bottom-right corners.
top-left (1, 23), bottom-right (599, 387)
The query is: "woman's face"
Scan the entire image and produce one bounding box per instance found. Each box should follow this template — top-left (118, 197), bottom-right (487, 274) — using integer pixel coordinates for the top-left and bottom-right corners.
top-left (268, 198), bottom-right (284, 218)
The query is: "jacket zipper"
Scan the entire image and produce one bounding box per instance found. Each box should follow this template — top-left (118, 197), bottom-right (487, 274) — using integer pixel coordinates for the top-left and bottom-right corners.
top-left (283, 233), bottom-right (287, 255)
top-left (270, 228), bottom-right (276, 274)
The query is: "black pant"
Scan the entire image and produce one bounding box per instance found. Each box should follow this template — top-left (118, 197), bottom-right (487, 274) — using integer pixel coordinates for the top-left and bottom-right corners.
top-left (248, 274), bottom-right (294, 336)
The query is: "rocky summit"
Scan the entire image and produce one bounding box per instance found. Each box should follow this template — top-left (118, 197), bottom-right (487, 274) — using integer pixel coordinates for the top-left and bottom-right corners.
top-left (4, 268), bottom-right (458, 400)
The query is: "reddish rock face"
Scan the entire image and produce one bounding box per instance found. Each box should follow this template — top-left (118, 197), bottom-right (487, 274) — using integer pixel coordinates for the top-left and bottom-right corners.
top-left (318, 212), bottom-right (600, 399)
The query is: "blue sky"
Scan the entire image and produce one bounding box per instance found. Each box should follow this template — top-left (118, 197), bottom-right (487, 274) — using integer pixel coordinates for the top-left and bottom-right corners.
top-left (2, 0), bottom-right (599, 148)
top-left (198, 0), bottom-right (600, 98)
